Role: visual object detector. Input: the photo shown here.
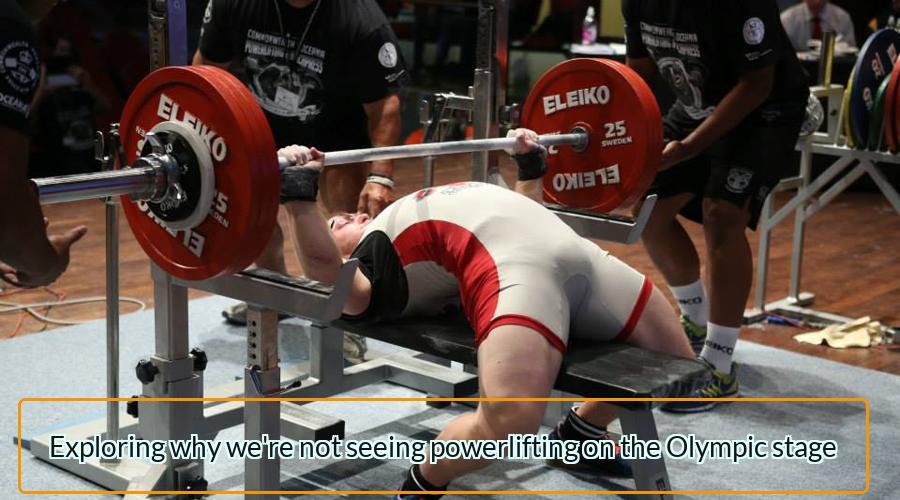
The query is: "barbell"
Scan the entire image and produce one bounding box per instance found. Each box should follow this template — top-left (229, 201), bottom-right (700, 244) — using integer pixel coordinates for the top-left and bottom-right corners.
top-left (33, 60), bottom-right (662, 281)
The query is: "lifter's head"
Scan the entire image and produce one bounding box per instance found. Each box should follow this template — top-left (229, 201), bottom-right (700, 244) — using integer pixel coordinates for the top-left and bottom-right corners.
top-left (328, 212), bottom-right (372, 257)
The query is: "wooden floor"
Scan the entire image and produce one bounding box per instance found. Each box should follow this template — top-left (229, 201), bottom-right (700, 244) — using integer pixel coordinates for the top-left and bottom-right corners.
top-left (4, 155), bottom-right (898, 375)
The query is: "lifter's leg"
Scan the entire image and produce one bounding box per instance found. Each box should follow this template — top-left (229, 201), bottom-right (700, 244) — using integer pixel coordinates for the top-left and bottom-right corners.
top-left (575, 285), bottom-right (693, 426)
top-left (415, 325), bottom-right (562, 487)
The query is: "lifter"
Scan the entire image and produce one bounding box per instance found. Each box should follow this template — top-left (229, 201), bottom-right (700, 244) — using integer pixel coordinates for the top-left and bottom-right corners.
top-left (277, 129), bottom-right (697, 498)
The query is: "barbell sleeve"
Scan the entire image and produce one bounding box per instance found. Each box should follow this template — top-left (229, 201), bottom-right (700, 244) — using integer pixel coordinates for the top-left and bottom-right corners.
top-left (278, 131), bottom-right (588, 169)
top-left (35, 167), bottom-right (158, 205)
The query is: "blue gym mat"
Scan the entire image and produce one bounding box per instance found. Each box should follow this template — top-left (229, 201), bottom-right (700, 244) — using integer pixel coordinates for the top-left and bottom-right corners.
top-left (0, 294), bottom-right (895, 499)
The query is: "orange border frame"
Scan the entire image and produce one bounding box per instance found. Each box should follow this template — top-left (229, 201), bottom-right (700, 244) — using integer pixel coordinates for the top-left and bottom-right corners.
top-left (18, 397), bottom-right (870, 495)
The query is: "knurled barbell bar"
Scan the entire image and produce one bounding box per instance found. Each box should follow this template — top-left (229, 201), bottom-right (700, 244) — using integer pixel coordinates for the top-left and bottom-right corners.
top-left (30, 60), bottom-right (662, 281)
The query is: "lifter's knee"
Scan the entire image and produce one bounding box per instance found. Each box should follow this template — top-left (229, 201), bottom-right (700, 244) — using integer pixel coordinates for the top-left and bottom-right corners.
top-left (475, 401), bottom-right (546, 439)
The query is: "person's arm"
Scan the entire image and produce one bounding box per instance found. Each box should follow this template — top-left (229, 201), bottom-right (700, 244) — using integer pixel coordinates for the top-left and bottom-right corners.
top-left (191, 50), bottom-right (230, 68)
top-left (284, 201), bottom-right (373, 316)
top-left (662, 2), bottom-right (783, 169)
top-left (0, 127), bottom-right (87, 287)
top-left (278, 146), bottom-right (372, 316)
top-left (662, 66), bottom-right (774, 169)
top-left (359, 93), bottom-right (401, 215)
top-left (508, 128), bottom-right (548, 203)
top-left (622, 0), bottom-right (656, 82)
top-left (193, 0), bottom-right (235, 68)
top-left (352, 13), bottom-right (410, 215)
top-left (0, 20), bottom-right (86, 287)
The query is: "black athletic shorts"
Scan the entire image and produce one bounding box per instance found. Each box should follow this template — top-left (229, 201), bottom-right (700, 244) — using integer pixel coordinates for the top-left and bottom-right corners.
top-left (651, 101), bottom-right (806, 230)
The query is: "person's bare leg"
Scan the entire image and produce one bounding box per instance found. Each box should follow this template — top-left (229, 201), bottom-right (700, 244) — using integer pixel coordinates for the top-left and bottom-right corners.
top-left (318, 162), bottom-right (367, 215)
top-left (702, 199), bottom-right (752, 327)
top-left (418, 325), bottom-right (563, 486)
top-left (576, 285), bottom-right (693, 426)
top-left (640, 193), bottom-right (701, 286)
top-left (698, 198), bottom-right (751, 374)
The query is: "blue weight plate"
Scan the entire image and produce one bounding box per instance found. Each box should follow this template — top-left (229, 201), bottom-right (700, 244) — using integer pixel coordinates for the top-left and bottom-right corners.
top-left (849, 29), bottom-right (900, 146)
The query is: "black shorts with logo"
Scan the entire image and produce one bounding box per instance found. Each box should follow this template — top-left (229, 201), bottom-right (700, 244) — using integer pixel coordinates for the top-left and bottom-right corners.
top-left (651, 101), bottom-right (805, 230)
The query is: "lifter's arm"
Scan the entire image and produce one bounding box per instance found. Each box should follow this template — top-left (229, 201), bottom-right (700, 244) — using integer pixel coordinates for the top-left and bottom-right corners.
top-left (0, 127), bottom-right (86, 287)
top-left (279, 147), bottom-right (373, 316)
top-left (509, 129), bottom-right (548, 203)
top-left (283, 201), bottom-right (373, 316)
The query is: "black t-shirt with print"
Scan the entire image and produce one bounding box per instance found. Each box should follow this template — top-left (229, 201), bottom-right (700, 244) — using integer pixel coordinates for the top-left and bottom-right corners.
top-left (0, 0), bottom-right (41, 134)
top-left (623, 0), bottom-right (808, 132)
top-left (199, 0), bottom-right (408, 149)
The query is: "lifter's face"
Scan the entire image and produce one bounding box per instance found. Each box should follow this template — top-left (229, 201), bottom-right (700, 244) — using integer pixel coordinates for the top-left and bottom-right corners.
top-left (328, 212), bottom-right (371, 256)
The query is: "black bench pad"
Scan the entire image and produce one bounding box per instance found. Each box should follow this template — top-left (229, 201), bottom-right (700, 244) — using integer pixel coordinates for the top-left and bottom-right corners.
top-left (332, 313), bottom-right (709, 408)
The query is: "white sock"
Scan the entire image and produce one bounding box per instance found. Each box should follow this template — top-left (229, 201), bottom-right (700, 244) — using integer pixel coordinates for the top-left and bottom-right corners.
top-left (700, 323), bottom-right (740, 374)
top-left (669, 279), bottom-right (708, 325)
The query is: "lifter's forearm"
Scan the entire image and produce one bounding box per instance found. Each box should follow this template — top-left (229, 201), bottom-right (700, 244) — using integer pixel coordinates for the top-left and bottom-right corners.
top-left (284, 201), bottom-right (343, 285)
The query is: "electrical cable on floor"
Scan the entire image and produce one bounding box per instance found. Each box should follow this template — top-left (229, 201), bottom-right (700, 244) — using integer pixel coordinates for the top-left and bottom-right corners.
top-left (0, 287), bottom-right (145, 337)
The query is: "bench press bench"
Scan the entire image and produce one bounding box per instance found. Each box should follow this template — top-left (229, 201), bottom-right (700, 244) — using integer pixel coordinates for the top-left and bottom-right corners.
top-left (26, 264), bottom-right (708, 499)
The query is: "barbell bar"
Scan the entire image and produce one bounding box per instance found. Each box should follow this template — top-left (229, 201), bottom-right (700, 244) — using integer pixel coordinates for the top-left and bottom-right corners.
top-left (279, 129), bottom-right (589, 169)
top-left (34, 129), bottom-right (589, 204)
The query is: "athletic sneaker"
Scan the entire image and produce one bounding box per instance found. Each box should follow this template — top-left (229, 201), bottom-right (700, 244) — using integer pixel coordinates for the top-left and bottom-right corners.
top-left (343, 332), bottom-right (368, 365)
top-left (681, 314), bottom-right (707, 353)
top-left (545, 426), bottom-right (633, 477)
top-left (661, 361), bottom-right (739, 413)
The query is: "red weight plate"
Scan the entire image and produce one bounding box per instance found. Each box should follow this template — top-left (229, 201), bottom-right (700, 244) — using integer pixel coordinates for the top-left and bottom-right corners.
top-left (520, 58), bottom-right (662, 212)
top-left (197, 66), bottom-right (281, 260)
top-left (887, 62), bottom-right (900, 153)
top-left (119, 66), bottom-right (279, 281)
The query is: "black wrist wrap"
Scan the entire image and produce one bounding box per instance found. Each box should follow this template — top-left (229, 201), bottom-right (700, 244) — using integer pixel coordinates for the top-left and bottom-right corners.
top-left (280, 167), bottom-right (321, 203)
top-left (514, 150), bottom-right (547, 181)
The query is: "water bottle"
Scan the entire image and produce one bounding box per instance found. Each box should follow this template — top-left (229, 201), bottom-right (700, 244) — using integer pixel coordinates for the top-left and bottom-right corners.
top-left (581, 6), bottom-right (598, 45)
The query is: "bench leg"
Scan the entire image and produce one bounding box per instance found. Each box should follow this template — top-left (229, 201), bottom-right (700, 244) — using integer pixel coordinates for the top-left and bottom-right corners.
top-left (618, 407), bottom-right (672, 500)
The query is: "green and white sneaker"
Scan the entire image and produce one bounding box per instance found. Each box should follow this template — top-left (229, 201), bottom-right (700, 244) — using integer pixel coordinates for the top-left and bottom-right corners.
top-left (680, 314), bottom-right (707, 354)
top-left (661, 361), bottom-right (739, 413)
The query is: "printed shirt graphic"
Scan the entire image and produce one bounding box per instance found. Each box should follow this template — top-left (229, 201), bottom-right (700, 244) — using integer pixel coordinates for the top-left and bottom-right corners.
top-left (623, 0), bottom-right (807, 128)
top-left (0, 0), bottom-right (41, 132)
top-left (199, 0), bottom-right (408, 149)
